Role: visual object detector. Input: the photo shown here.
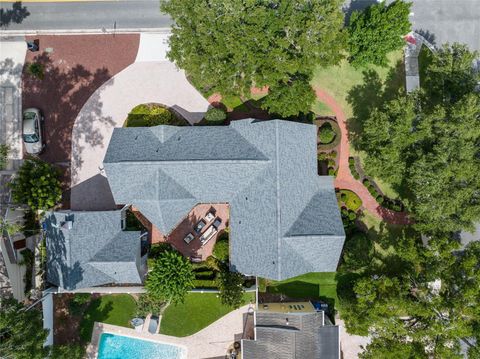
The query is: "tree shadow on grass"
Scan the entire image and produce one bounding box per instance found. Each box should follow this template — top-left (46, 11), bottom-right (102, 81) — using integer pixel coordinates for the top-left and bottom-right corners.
top-left (79, 299), bottom-right (114, 342)
top-left (346, 59), bottom-right (405, 152)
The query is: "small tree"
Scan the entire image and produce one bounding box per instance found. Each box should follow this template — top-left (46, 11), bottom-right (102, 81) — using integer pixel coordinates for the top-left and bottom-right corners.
top-left (27, 62), bottom-right (45, 80)
top-left (347, 0), bottom-right (411, 67)
top-left (145, 250), bottom-right (194, 304)
top-left (10, 158), bottom-right (62, 213)
top-left (217, 267), bottom-right (245, 309)
top-left (0, 144), bottom-right (9, 170)
top-left (0, 298), bottom-right (49, 359)
top-left (49, 344), bottom-right (85, 359)
top-left (135, 293), bottom-right (165, 317)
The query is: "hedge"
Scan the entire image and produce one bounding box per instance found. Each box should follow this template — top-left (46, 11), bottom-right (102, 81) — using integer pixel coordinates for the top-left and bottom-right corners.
top-left (125, 103), bottom-right (188, 127)
top-left (348, 157), bottom-right (360, 180)
top-left (204, 107), bottom-right (227, 124)
top-left (318, 122), bottom-right (336, 144)
top-left (193, 279), bottom-right (218, 289)
top-left (317, 120), bottom-right (341, 151)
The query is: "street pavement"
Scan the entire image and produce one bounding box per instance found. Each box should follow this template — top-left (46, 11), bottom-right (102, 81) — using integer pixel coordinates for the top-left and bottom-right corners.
top-left (0, 0), bottom-right (172, 32)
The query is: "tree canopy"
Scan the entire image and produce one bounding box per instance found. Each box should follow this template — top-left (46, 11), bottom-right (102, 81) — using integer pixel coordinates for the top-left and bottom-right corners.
top-left (358, 44), bottom-right (480, 234)
top-left (339, 229), bottom-right (480, 359)
top-left (10, 157), bottom-right (62, 212)
top-left (216, 266), bottom-right (245, 309)
top-left (145, 250), bottom-right (195, 304)
top-left (0, 298), bottom-right (49, 359)
top-left (161, 0), bottom-right (346, 116)
top-left (347, 0), bottom-right (411, 67)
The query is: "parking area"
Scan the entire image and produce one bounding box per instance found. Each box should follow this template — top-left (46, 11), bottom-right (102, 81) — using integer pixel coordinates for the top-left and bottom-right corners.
top-left (21, 34), bottom-right (139, 202)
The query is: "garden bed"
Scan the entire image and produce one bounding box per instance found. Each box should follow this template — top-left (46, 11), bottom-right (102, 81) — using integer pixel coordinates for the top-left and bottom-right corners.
top-left (124, 103), bottom-right (189, 127)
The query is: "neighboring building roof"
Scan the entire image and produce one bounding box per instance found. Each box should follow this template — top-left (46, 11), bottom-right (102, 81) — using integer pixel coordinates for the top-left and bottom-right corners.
top-left (44, 210), bottom-right (144, 290)
top-left (242, 311), bottom-right (340, 359)
top-left (103, 119), bottom-right (345, 281)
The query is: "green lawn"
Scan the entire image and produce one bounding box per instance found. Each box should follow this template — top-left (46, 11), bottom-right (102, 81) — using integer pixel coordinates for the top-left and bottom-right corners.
top-left (79, 294), bottom-right (136, 342)
top-left (160, 292), bottom-right (255, 337)
top-left (262, 272), bottom-right (338, 311)
top-left (311, 50), bottom-right (404, 199)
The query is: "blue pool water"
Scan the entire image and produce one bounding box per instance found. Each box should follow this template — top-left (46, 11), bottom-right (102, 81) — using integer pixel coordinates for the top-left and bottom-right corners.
top-left (98, 333), bottom-right (185, 359)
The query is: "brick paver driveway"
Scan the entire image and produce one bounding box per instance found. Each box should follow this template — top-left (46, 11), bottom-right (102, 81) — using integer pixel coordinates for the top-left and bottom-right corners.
top-left (70, 33), bottom-right (210, 211)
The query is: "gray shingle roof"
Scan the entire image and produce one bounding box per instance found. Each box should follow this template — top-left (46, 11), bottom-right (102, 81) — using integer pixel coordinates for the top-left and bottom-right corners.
top-left (44, 210), bottom-right (143, 290)
top-left (103, 119), bottom-right (345, 280)
top-left (242, 311), bottom-right (340, 359)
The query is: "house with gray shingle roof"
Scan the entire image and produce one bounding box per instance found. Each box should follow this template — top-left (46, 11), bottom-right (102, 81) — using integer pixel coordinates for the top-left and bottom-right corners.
top-left (242, 310), bottom-right (340, 359)
top-left (103, 118), bottom-right (345, 280)
top-left (44, 210), bottom-right (146, 291)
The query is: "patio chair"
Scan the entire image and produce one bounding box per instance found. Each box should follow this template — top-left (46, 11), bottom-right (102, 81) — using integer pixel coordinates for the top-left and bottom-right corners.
top-left (212, 218), bottom-right (222, 229)
top-left (148, 315), bottom-right (159, 334)
top-left (194, 219), bottom-right (206, 234)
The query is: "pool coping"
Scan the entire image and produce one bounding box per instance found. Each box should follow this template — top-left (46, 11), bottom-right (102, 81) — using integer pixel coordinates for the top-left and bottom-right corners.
top-left (87, 322), bottom-right (188, 359)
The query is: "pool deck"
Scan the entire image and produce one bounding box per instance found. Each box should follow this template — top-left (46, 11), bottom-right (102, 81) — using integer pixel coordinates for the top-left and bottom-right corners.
top-left (87, 303), bottom-right (254, 359)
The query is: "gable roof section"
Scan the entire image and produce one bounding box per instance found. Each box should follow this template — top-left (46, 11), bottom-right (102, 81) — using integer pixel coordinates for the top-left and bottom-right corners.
top-left (44, 210), bottom-right (143, 290)
top-left (104, 119), bottom-right (345, 280)
top-left (242, 311), bottom-right (340, 359)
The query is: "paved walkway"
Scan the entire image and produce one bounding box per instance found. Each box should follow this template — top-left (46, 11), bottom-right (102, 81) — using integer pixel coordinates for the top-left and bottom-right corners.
top-left (337, 318), bottom-right (370, 359)
top-left (70, 33), bottom-right (210, 210)
top-left (314, 88), bottom-right (410, 225)
top-left (88, 304), bottom-right (253, 359)
top-left (0, 37), bottom-right (25, 169)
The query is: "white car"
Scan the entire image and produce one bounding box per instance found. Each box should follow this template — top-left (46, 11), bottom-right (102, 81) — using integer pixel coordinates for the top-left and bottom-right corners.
top-left (22, 108), bottom-right (44, 154)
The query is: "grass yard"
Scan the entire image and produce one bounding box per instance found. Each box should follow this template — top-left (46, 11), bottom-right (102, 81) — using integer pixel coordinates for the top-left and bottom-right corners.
top-left (312, 50), bottom-right (404, 198)
top-left (79, 294), bottom-right (136, 342)
top-left (160, 292), bottom-right (255, 337)
top-left (263, 272), bottom-right (338, 311)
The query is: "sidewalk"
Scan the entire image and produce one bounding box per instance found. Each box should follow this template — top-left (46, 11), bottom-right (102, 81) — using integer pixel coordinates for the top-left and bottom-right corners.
top-left (0, 36), bottom-right (26, 169)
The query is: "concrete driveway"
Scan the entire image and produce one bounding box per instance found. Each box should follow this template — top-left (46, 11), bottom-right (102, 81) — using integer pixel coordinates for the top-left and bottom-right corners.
top-left (70, 33), bottom-right (210, 210)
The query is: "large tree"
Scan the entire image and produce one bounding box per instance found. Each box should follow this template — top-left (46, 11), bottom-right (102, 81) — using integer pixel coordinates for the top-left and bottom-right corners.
top-left (347, 0), bottom-right (411, 67)
top-left (0, 298), bottom-right (49, 359)
top-left (145, 250), bottom-right (194, 304)
top-left (9, 157), bottom-right (62, 212)
top-left (339, 232), bottom-right (480, 359)
top-left (161, 0), bottom-right (346, 116)
top-left (359, 44), bottom-right (480, 234)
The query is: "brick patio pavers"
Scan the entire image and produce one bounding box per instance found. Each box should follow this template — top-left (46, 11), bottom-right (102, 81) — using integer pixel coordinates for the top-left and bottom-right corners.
top-left (137, 203), bottom-right (230, 261)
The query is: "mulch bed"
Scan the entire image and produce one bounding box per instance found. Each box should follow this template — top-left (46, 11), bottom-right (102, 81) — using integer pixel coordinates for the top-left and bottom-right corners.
top-left (22, 34), bottom-right (140, 206)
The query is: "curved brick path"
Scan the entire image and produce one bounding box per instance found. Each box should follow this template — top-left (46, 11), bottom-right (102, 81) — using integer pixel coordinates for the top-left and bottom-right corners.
top-left (314, 88), bottom-right (410, 225)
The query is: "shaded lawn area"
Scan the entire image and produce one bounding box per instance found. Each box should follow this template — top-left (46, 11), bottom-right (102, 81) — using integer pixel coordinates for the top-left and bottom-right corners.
top-left (79, 294), bottom-right (136, 342)
top-left (160, 292), bottom-right (255, 337)
top-left (311, 50), bottom-right (404, 199)
top-left (262, 272), bottom-right (338, 311)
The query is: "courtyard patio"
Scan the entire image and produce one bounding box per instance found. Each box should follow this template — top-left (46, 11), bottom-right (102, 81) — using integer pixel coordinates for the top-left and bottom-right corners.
top-left (134, 203), bottom-right (229, 261)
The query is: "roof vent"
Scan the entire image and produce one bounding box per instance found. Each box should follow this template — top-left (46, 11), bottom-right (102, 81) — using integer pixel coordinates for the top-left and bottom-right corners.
top-left (61, 221), bottom-right (73, 230)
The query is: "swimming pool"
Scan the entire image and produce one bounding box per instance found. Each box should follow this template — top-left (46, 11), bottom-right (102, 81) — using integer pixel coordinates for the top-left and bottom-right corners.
top-left (98, 333), bottom-right (186, 359)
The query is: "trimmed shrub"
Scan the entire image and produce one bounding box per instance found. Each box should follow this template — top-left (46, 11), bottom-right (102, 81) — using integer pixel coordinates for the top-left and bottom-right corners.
top-left (204, 107), bottom-right (227, 123)
top-left (205, 256), bottom-right (220, 271)
top-left (348, 157), bottom-right (360, 180)
top-left (328, 167), bottom-right (336, 176)
top-left (348, 211), bottom-right (357, 221)
top-left (328, 159), bottom-right (336, 167)
top-left (27, 62), bottom-right (44, 80)
top-left (149, 243), bottom-right (172, 259)
top-left (317, 120), bottom-right (341, 150)
top-left (362, 178), bottom-right (371, 186)
top-left (329, 151), bottom-right (337, 159)
top-left (126, 103), bottom-right (187, 127)
top-left (318, 122), bottom-right (336, 144)
top-left (339, 189), bottom-right (363, 211)
top-left (318, 152), bottom-right (327, 161)
top-left (213, 238), bottom-right (229, 262)
top-left (376, 195), bottom-right (384, 204)
top-left (0, 145), bottom-right (8, 170)
top-left (193, 279), bottom-right (218, 289)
